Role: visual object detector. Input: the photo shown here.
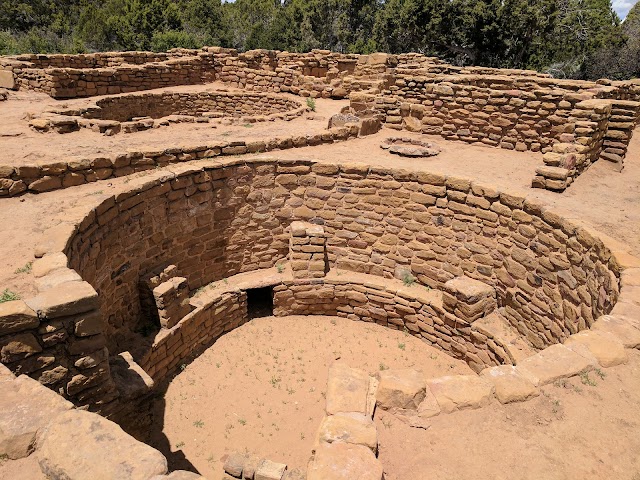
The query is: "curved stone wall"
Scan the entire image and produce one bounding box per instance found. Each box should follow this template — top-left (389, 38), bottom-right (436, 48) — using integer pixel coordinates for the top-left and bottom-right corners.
top-left (80, 91), bottom-right (304, 122)
top-left (64, 159), bottom-right (621, 355)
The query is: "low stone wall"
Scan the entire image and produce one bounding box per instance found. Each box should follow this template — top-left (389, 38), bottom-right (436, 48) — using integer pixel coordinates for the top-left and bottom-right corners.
top-left (273, 274), bottom-right (510, 372)
top-left (0, 125), bottom-right (360, 197)
top-left (140, 290), bottom-right (247, 382)
top-left (84, 90), bottom-right (304, 122)
top-left (30, 90), bottom-right (307, 135)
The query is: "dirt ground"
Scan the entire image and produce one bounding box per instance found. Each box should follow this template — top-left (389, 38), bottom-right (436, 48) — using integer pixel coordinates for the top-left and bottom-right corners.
top-left (377, 349), bottom-right (640, 480)
top-left (148, 315), bottom-right (473, 478)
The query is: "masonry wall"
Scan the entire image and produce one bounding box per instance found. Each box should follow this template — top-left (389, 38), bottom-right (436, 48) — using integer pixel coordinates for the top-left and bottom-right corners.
top-left (272, 278), bottom-right (510, 373)
top-left (80, 91), bottom-right (304, 122)
top-left (140, 291), bottom-right (247, 381)
top-left (64, 160), bottom-right (621, 357)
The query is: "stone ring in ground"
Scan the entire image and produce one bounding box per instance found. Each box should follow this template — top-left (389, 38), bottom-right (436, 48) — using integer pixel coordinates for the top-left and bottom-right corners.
top-left (380, 137), bottom-right (441, 157)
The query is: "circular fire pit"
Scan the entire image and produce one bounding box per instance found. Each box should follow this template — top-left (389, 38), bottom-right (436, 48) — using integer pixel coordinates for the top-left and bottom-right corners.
top-left (381, 137), bottom-right (441, 157)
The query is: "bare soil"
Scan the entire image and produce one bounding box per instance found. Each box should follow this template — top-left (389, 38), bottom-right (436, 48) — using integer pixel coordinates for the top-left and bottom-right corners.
top-left (148, 315), bottom-right (472, 478)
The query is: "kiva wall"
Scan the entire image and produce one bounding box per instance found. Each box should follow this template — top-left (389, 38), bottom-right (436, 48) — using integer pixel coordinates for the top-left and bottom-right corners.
top-left (64, 159), bottom-right (620, 356)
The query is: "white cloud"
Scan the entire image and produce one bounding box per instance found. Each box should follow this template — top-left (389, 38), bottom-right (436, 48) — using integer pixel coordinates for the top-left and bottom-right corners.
top-left (613, 0), bottom-right (638, 19)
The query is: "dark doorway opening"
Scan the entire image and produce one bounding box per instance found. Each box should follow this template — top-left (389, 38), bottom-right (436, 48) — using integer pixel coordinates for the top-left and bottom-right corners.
top-left (246, 286), bottom-right (274, 319)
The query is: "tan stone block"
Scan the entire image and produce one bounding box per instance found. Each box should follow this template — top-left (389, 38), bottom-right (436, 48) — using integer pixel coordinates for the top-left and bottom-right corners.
top-left (255, 459), bottom-right (287, 480)
top-left (307, 442), bottom-right (383, 480)
top-left (376, 369), bottom-right (426, 411)
top-left (316, 412), bottom-right (377, 453)
top-left (0, 375), bottom-right (73, 459)
top-left (591, 314), bottom-right (640, 348)
top-left (32, 252), bottom-right (68, 278)
top-left (564, 330), bottom-right (627, 368)
top-left (480, 365), bottom-right (539, 404)
top-left (515, 344), bottom-right (597, 386)
top-left (326, 363), bottom-right (371, 416)
top-left (427, 375), bottom-right (494, 413)
top-left (38, 410), bottom-right (168, 479)
top-left (0, 301), bottom-right (39, 336)
top-left (26, 281), bottom-right (98, 319)
top-left (0, 332), bottom-right (42, 363)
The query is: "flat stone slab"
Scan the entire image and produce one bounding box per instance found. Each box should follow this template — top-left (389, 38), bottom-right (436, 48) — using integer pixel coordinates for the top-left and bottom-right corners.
top-left (326, 363), bottom-right (371, 416)
top-left (26, 281), bottom-right (98, 319)
top-left (316, 412), bottom-right (377, 453)
top-left (515, 343), bottom-right (597, 386)
top-left (480, 365), bottom-right (539, 404)
top-left (307, 442), bottom-right (383, 480)
top-left (0, 375), bottom-right (73, 459)
top-left (564, 330), bottom-right (627, 367)
top-left (591, 314), bottom-right (640, 348)
top-left (38, 409), bottom-right (168, 480)
top-left (255, 459), bottom-right (287, 480)
top-left (376, 369), bottom-right (426, 411)
top-left (426, 375), bottom-right (494, 413)
top-left (0, 300), bottom-right (39, 336)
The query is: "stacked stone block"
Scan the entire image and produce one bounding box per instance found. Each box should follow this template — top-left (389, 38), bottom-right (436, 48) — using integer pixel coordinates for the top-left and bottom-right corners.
top-left (443, 276), bottom-right (497, 323)
top-left (290, 221), bottom-right (328, 279)
top-left (0, 271), bottom-right (119, 413)
top-left (140, 265), bottom-right (192, 330)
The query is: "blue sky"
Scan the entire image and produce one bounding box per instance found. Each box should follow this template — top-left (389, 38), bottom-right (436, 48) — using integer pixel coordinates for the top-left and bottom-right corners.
top-left (614, 0), bottom-right (639, 19)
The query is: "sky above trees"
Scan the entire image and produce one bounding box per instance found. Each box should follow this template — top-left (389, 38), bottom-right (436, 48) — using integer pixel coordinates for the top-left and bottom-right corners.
top-left (613, 0), bottom-right (638, 18)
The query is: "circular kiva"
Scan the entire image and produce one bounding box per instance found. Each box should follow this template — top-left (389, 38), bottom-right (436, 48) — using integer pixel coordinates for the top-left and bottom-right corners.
top-left (37, 158), bottom-right (621, 402)
top-left (29, 90), bottom-right (307, 134)
top-left (380, 137), bottom-right (441, 157)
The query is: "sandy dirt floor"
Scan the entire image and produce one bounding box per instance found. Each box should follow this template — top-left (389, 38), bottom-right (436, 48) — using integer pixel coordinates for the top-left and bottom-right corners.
top-left (148, 315), bottom-right (473, 478)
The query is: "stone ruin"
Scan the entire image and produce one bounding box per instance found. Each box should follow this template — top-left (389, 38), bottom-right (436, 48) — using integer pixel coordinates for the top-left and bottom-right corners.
top-left (380, 137), bottom-right (441, 157)
top-left (1, 47), bottom-right (640, 480)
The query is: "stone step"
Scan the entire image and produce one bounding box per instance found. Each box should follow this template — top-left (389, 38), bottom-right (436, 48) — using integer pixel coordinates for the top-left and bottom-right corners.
top-left (535, 165), bottom-right (570, 180)
top-left (472, 311), bottom-right (537, 364)
top-left (514, 343), bottom-right (598, 386)
top-left (325, 363), bottom-right (371, 416)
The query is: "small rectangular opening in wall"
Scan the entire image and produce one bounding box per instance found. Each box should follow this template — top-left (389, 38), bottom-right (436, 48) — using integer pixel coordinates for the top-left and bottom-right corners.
top-left (246, 286), bottom-right (274, 319)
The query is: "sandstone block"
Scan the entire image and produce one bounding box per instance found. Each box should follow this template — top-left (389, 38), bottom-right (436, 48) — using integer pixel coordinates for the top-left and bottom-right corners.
top-left (38, 410), bottom-right (168, 480)
top-left (224, 452), bottom-right (246, 477)
top-left (591, 314), bottom-right (640, 348)
top-left (307, 442), bottom-right (383, 480)
top-left (480, 365), bottom-right (539, 404)
top-left (515, 343), bottom-right (597, 386)
top-left (325, 363), bottom-right (371, 416)
top-left (32, 252), bottom-right (68, 278)
top-left (26, 281), bottom-right (98, 319)
top-left (0, 375), bottom-right (73, 459)
top-left (564, 330), bottom-right (627, 367)
top-left (316, 412), bottom-right (377, 453)
top-left (0, 70), bottom-right (15, 89)
top-left (0, 300), bottom-right (39, 336)
top-left (255, 459), bottom-right (287, 480)
top-left (376, 369), bottom-right (426, 411)
top-left (427, 375), bottom-right (494, 413)
top-left (35, 268), bottom-right (82, 291)
top-left (33, 223), bottom-right (76, 258)
top-left (0, 332), bottom-right (42, 363)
